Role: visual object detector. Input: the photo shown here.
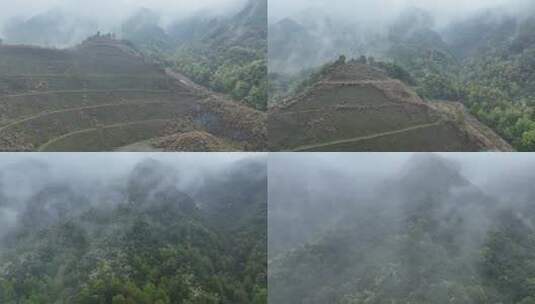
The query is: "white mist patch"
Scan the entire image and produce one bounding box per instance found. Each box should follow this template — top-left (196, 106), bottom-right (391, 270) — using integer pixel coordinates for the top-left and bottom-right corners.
top-left (0, 0), bottom-right (248, 44)
top-left (269, 0), bottom-right (528, 28)
top-left (0, 208), bottom-right (18, 237)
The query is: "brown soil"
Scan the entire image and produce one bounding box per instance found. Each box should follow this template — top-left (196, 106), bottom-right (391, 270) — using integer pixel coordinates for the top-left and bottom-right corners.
top-left (0, 42), bottom-right (266, 151)
top-left (429, 100), bottom-right (515, 152)
top-left (155, 131), bottom-right (238, 152)
top-left (269, 62), bottom-right (509, 152)
top-left (324, 62), bottom-right (390, 82)
top-left (197, 97), bottom-right (268, 151)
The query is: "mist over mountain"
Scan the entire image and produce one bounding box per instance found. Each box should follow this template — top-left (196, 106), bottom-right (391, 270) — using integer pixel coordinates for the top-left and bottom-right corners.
top-left (269, 153), bottom-right (535, 303)
top-left (269, 0), bottom-right (533, 27)
top-left (118, 0), bottom-right (268, 110)
top-left (268, 0), bottom-right (535, 152)
top-left (0, 0), bottom-right (247, 47)
top-left (0, 153), bottom-right (267, 303)
top-left (268, 0), bottom-right (535, 74)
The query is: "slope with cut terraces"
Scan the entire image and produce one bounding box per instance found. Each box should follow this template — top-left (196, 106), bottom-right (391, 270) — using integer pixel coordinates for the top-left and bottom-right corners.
top-left (0, 34), bottom-right (266, 151)
top-left (268, 61), bottom-right (512, 152)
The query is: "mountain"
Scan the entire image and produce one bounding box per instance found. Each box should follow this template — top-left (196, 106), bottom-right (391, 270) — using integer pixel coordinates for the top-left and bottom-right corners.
top-left (268, 5), bottom-right (535, 151)
top-left (269, 154), bottom-right (535, 304)
top-left (385, 8), bottom-right (458, 79)
top-left (206, 0), bottom-right (267, 50)
top-left (2, 9), bottom-right (98, 47)
top-left (385, 6), bottom-right (535, 151)
top-left (430, 8), bottom-right (535, 151)
top-left (0, 0), bottom-right (267, 111)
top-left (0, 158), bottom-right (267, 303)
top-left (0, 34), bottom-right (266, 152)
top-left (120, 0), bottom-right (268, 111)
top-left (442, 11), bottom-right (517, 59)
top-left (511, 16), bottom-right (535, 53)
top-left (268, 15), bottom-right (371, 75)
top-left (172, 0), bottom-right (268, 110)
top-left (268, 8), bottom-right (452, 77)
top-left (268, 18), bottom-right (318, 74)
top-left (121, 8), bottom-right (173, 52)
top-left (268, 58), bottom-right (513, 152)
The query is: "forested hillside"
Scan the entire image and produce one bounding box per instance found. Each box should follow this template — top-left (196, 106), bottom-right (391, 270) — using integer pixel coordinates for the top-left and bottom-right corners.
top-left (269, 154), bottom-right (535, 304)
top-left (0, 156), bottom-right (267, 303)
top-left (123, 0), bottom-right (268, 110)
top-left (387, 8), bottom-right (535, 151)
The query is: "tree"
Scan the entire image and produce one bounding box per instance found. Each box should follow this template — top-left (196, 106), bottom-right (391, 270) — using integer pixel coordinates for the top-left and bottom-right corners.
top-left (336, 55), bottom-right (347, 65)
top-left (0, 279), bottom-right (15, 303)
top-left (518, 297), bottom-right (535, 304)
top-left (522, 130), bottom-right (535, 151)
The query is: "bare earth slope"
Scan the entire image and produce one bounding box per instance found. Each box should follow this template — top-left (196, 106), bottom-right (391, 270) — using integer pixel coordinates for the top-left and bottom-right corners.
top-left (0, 35), bottom-right (266, 151)
top-left (268, 62), bottom-right (513, 152)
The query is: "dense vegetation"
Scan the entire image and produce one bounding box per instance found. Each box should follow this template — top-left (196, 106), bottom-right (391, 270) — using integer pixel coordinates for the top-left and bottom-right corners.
top-left (174, 47), bottom-right (267, 110)
top-left (122, 0), bottom-right (268, 111)
top-left (269, 154), bottom-right (535, 304)
top-left (413, 50), bottom-right (535, 151)
top-left (385, 11), bottom-right (535, 151)
top-left (0, 157), bottom-right (267, 303)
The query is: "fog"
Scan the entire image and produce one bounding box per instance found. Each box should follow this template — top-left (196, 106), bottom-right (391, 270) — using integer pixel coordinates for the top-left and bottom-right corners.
top-left (0, 152), bottom-right (265, 243)
top-left (0, 0), bottom-right (247, 45)
top-left (268, 153), bottom-right (535, 255)
top-left (268, 153), bottom-right (535, 303)
top-left (269, 0), bottom-right (532, 26)
top-left (268, 0), bottom-right (535, 74)
top-left (0, 0), bottom-right (246, 26)
top-left (0, 0), bottom-right (246, 21)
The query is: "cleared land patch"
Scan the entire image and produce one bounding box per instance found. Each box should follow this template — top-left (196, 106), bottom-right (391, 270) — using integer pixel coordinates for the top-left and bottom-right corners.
top-left (0, 36), bottom-right (266, 151)
top-left (39, 119), bottom-right (171, 152)
top-left (269, 62), bottom-right (508, 151)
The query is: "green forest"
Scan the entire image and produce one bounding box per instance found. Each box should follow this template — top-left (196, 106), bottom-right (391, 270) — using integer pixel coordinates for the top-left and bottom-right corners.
top-left (0, 157), bottom-right (267, 304)
top-left (388, 13), bottom-right (535, 151)
top-left (269, 154), bottom-right (535, 304)
top-left (122, 0), bottom-right (267, 111)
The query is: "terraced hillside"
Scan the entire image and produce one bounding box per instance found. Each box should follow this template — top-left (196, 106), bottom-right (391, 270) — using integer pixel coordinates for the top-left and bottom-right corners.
top-left (0, 34), bottom-right (266, 151)
top-left (268, 61), bottom-right (513, 152)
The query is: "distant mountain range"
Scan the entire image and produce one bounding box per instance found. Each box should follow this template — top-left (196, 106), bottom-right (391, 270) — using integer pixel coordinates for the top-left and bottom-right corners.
top-left (0, 0), bottom-right (266, 52)
top-left (268, 5), bottom-right (535, 75)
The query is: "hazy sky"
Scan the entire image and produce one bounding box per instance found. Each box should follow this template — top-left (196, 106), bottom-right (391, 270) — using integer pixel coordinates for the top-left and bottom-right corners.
top-left (0, 153), bottom-right (265, 238)
top-left (0, 152), bottom-right (263, 204)
top-left (269, 152), bottom-right (535, 194)
top-left (0, 152), bottom-right (265, 244)
top-left (268, 152), bottom-right (535, 255)
top-left (0, 152), bottom-right (257, 174)
top-left (0, 0), bottom-right (247, 32)
top-left (269, 0), bottom-right (531, 25)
